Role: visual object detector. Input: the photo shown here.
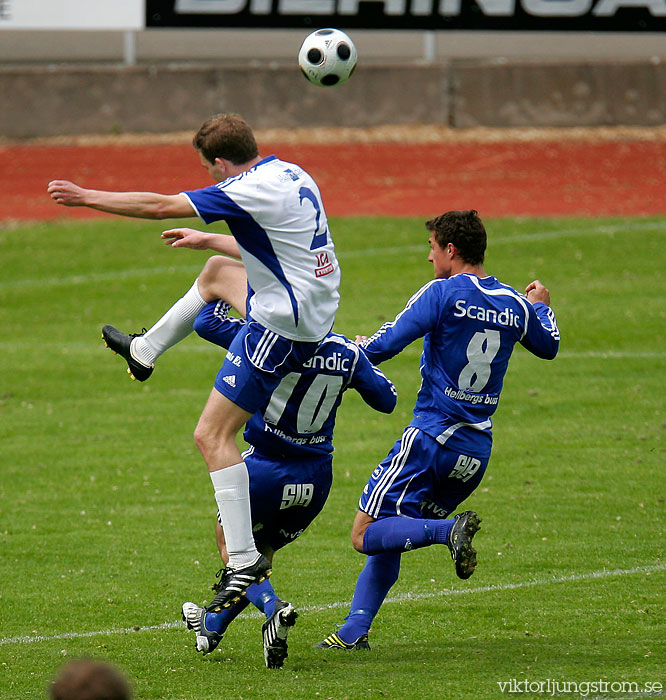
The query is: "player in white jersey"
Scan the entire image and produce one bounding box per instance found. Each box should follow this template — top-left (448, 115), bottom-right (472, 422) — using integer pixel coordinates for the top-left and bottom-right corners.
top-left (181, 154), bottom-right (339, 341)
top-left (317, 210), bottom-right (559, 650)
top-left (47, 113), bottom-right (341, 607)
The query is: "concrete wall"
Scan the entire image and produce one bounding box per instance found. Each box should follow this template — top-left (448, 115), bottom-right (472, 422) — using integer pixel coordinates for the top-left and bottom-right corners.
top-left (1, 58), bottom-right (665, 138)
top-left (2, 27), bottom-right (664, 137)
top-left (0, 64), bottom-right (448, 138)
top-left (452, 59), bottom-right (666, 128)
top-left (1, 29), bottom-right (665, 65)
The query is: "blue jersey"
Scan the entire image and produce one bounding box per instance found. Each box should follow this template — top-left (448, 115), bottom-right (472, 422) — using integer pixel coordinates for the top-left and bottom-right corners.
top-left (183, 156), bottom-right (340, 343)
top-left (194, 301), bottom-right (397, 458)
top-left (361, 274), bottom-right (559, 455)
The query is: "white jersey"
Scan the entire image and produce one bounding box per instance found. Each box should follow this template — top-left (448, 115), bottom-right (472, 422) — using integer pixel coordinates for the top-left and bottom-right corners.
top-left (183, 156), bottom-right (340, 342)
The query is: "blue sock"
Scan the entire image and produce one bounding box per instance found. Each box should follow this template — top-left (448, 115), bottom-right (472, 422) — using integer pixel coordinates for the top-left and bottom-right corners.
top-left (204, 597), bottom-right (250, 635)
top-left (204, 578), bottom-right (279, 633)
top-left (337, 552), bottom-right (401, 644)
top-left (245, 579), bottom-right (279, 619)
top-left (362, 516), bottom-right (455, 555)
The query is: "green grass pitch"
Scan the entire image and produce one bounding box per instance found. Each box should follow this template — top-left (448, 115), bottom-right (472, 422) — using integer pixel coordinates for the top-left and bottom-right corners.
top-left (0, 215), bottom-right (664, 699)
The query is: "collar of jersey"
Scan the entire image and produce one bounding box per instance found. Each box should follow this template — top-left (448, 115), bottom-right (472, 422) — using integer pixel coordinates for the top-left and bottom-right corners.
top-left (452, 272), bottom-right (495, 283)
top-left (218, 155), bottom-right (278, 189)
top-left (255, 154), bottom-right (278, 167)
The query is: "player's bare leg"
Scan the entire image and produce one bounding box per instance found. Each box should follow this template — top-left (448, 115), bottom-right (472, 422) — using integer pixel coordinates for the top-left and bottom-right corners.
top-left (350, 510), bottom-right (376, 552)
top-left (197, 256), bottom-right (247, 314)
top-left (193, 387), bottom-right (254, 475)
top-left (193, 389), bottom-right (271, 610)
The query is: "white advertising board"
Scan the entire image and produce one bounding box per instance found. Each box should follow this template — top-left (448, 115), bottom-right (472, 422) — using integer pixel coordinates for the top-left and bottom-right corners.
top-left (0, 0), bottom-right (145, 29)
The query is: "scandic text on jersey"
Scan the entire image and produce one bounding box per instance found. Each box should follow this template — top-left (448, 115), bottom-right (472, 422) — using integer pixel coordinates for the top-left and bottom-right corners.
top-left (453, 299), bottom-right (522, 329)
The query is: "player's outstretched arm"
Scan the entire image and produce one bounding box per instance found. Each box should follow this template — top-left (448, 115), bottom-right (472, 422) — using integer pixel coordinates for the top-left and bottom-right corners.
top-left (162, 228), bottom-right (241, 259)
top-left (47, 180), bottom-right (195, 219)
top-left (350, 348), bottom-right (398, 414)
top-left (362, 281), bottom-right (440, 365)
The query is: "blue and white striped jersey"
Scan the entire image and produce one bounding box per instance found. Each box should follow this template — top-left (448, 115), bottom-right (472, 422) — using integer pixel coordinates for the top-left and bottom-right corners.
top-left (194, 301), bottom-right (397, 458)
top-left (361, 273), bottom-right (560, 455)
top-left (183, 156), bottom-right (340, 343)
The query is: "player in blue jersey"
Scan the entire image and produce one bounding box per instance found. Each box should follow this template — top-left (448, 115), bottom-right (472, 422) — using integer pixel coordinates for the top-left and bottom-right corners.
top-left (317, 209), bottom-right (560, 650)
top-left (179, 298), bottom-right (396, 667)
top-left (48, 114), bottom-right (341, 607)
top-left (87, 243), bottom-right (395, 667)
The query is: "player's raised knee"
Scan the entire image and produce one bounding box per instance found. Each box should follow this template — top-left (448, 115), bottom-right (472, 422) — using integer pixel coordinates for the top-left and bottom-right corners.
top-left (351, 530), bottom-right (365, 553)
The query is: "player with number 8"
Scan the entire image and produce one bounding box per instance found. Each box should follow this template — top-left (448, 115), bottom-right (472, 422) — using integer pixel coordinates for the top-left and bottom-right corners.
top-left (317, 209), bottom-right (560, 651)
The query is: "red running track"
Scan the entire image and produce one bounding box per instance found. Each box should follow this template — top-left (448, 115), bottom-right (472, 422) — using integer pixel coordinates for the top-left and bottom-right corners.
top-left (1, 139), bottom-right (664, 220)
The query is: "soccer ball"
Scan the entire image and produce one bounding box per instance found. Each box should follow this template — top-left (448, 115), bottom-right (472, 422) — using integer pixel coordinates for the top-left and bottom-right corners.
top-left (298, 28), bottom-right (358, 88)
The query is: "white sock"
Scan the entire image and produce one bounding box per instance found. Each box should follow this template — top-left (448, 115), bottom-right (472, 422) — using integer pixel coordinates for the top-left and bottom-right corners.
top-left (210, 462), bottom-right (259, 568)
top-left (131, 279), bottom-right (206, 366)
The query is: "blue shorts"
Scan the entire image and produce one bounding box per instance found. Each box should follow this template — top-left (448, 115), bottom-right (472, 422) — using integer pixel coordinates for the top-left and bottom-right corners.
top-left (218, 447), bottom-right (333, 552)
top-left (214, 319), bottom-right (322, 414)
top-left (359, 427), bottom-right (489, 520)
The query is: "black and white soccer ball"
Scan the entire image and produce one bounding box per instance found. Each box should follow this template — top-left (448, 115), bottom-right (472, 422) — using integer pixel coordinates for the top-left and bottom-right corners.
top-left (298, 28), bottom-right (358, 88)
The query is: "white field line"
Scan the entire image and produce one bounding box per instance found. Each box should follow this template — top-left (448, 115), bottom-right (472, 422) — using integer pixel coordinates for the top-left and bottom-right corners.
top-left (0, 264), bottom-right (204, 291)
top-left (491, 220), bottom-right (665, 244)
top-left (555, 351), bottom-right (666, 360)
top-left (2, 562), bottom-right (663, 647)
top-left (2, 219), bottom-right (664, 292)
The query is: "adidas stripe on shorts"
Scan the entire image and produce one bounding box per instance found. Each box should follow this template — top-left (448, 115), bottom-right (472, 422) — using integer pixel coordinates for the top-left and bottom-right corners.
top-left (214, 319), bottom-right (322, 414)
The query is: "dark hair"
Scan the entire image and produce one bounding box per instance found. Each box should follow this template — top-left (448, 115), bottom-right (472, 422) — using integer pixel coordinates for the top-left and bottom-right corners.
top-left (193, 113), bottom-right (259, 166)
top-left (49, 660), bottom-right (132, 700)
top-left (425, 210), bottom-right (486, 265)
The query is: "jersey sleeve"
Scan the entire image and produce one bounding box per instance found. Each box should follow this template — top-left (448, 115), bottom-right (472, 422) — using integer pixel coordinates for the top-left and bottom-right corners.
top-left (193, 300), bottom-right (247, 350)
top-left (520, 301), bottom-right (560, 359)
top-left (349, 349), bottom-right (398, 414)
top-left (362, 280), bottom-right (442, 365)
top-left (182, 185), bottom-right (240, 225)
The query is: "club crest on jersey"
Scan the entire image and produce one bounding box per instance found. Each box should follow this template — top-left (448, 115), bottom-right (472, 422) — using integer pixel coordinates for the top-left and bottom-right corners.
top-left (315, 251), bottom-right (334, 277)
top-left (279, 167), bottom-right (303, 182)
